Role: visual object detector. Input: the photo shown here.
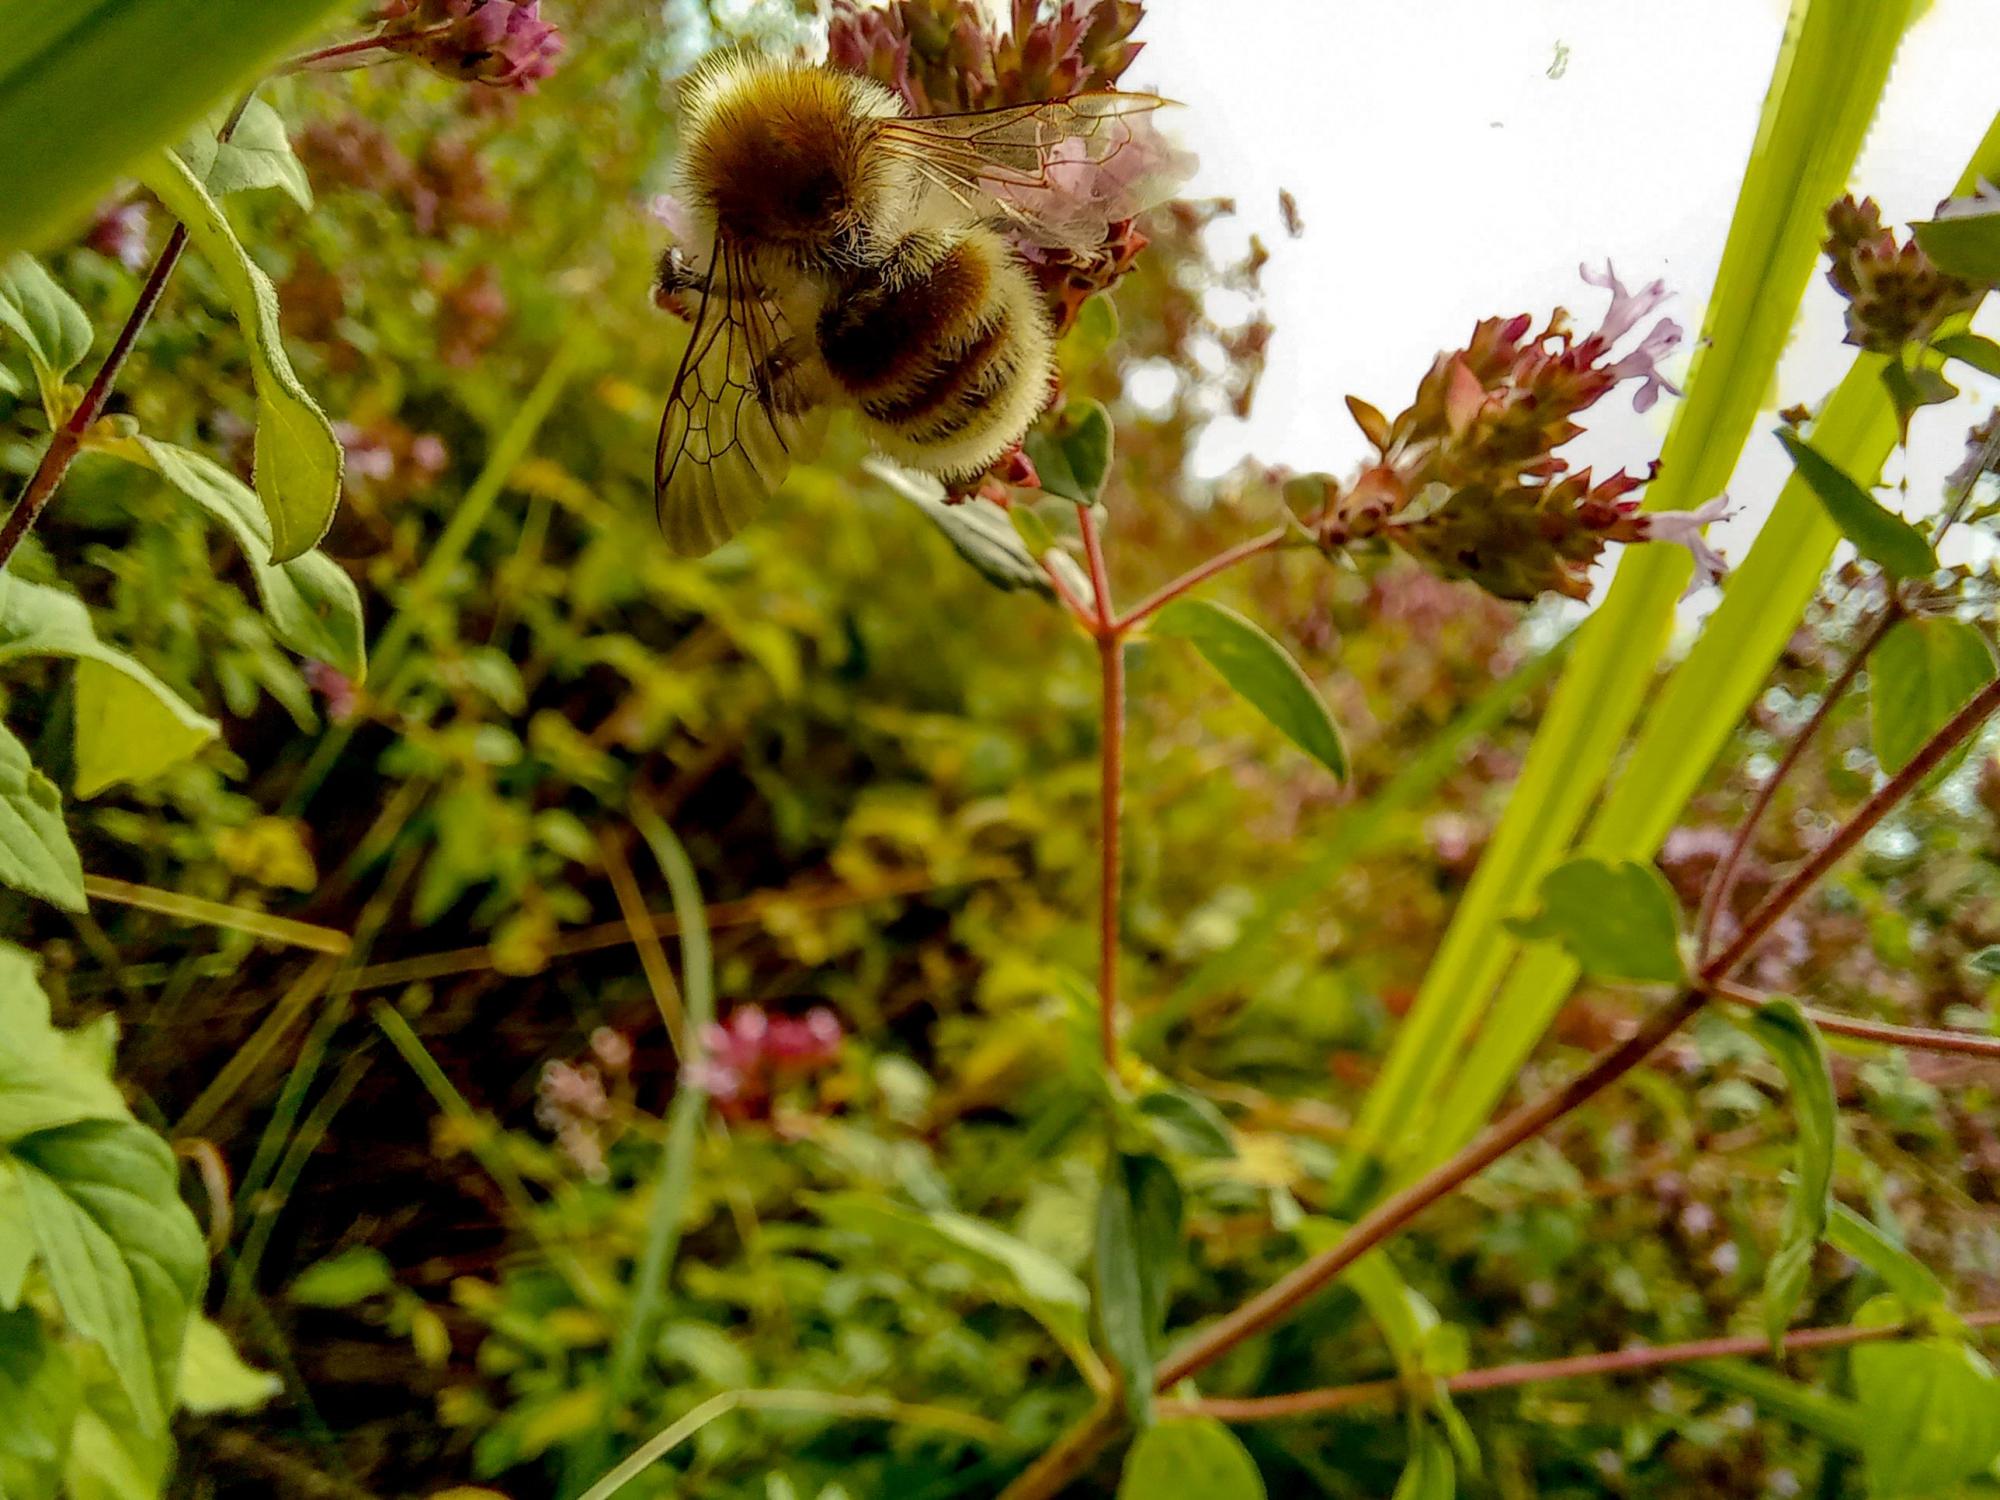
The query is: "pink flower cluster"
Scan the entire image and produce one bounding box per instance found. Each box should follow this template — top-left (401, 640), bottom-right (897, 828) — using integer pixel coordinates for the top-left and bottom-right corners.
top-left (378, 0), bottom-right (564, 92)
top-left (827, 0), bottom-right (1144, 116)
top-left (687, 1005), bottom-right (844, 1122)
top-left (534, 1027), bottom-right (633, 1180)
top-left (1301, 265), bottom-right (1731, 603)
top-left (1823, 195), bottom-right (1980, 355)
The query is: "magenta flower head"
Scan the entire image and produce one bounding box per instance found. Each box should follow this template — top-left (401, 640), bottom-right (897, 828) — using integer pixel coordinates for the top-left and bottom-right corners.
top-left (687, 1004), bottom-right (846, 1122)
top-left (85, 199), bottom-right (152, 272)
top-left (1299, 265), bottom-right (1729, 603)
top-left (378, 0), bottom-right (564, 91)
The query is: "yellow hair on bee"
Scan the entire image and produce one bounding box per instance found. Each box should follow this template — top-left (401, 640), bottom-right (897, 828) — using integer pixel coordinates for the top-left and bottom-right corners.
top-left (674, 55), bottom-right (912, 273)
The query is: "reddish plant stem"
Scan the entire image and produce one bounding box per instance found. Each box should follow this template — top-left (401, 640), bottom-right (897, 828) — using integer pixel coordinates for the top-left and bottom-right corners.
top-left (1114, 525), bottom-right (1288, 632)
top-left (1713, 979), bottom-right (2000, 1060)
top-left (0, 96), bottom-right (253, 573)
top-left (1077, 503), bottom-right (1124, 1066)
top-left (998, 657), bottom-right (2000, 1500)
top-left (1172, 1308), bottom-right (2000, 1424)
top-left (1694, 601), bottom-right (1900, 957)
top-left (283, 34), bottom-right (401, 72)
top-left (0, 228), bottom-right (187, 571)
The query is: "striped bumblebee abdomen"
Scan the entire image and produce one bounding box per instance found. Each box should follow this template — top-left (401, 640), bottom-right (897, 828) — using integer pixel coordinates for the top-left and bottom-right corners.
top-left (818, 225), bottom-right (1054, 481)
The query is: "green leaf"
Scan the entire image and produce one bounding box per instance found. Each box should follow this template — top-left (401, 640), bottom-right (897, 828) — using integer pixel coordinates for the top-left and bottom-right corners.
top-left (1777, 428), bottom-right (1936, 579)
top-left (865, 457), bottom-right (1090, 601)
top-left (286, 1247), bottom-right (395, 1309)
top-left (0, 0), bottom-right (354, 258)
top-left (1914, 205), bottom-right (2000, 283)
top-left (1828, 1204), bottom-right (1949, 1316)
top-left (176, 98), bottom-right (312, 210)
top-left (71, 661), bottom-right (218, 800)
top-left (1135, 1086), bottom-right (1234, 1159)
top-left (12, 1120), bottom-right (207, 1434)
top-left (1868, 617), bottom-right (1996, 781)
top-left (0, 1005), bottom-right (127, 1145)
top-left (1118, 1417), bottom-right (1264, 1500)
top-left (1853, 1336), bottom-right (2000, 1496)
top-left (1341, 0), bottom-right (1945, 1198)
top-left (0, 718), bottom-right (84, 911)
top-left (1934, 331), bottom-right (2000, 378)
top-left (177, 1315), bottom-right (281, 1414)
top-left (1968, 946), bottom-right (2000, 978)
top-left (1742, 998), bottom-right (1836, 1349)
top-left (1879, 361), bottom-right (1958, 442)
top-left (0, 1307), bottom-right (80, 1500)
top-left (0, 1171), bottom-right (34, 1310)
top-left (1025, 399), bottom-right (1115, 505)
top-left (1505, 856), bottom-right (1686, 984)
top-left (0, 255), bottom-right (92, 416)
top-left (137, 149), bottom-right (342, 563)
top-left (62, 1365), bottom-right (169, 1500)
top-left (1094, 1150), bottom-right (1181, 1424)
top-left (1151, 599), bottom-right (1346, 780)
top-left (1390, 1429), bottom-right (1455, 1500)
top-left (0, 575), bottom-right (219, 798)
top-left (132, 438), bottom-right (365, 680)
top-left (807, 1193), bottom-right (1096, 1376)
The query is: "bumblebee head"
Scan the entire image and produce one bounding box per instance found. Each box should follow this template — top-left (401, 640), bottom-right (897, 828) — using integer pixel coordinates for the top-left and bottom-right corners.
top-left (676, 56), bottom-right (909, 265)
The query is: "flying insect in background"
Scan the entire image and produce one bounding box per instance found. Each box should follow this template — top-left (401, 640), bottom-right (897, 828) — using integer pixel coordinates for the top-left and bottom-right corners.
top-left (653, 52), bottom-right (1190, 555)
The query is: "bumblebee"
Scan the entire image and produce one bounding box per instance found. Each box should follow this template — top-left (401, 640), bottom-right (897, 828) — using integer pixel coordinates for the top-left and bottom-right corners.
top-left (654, 53), bottom-right (1183, 555)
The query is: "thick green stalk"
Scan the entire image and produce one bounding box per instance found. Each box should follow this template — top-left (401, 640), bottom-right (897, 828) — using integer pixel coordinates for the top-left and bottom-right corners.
top-left (1337, 0), bottom-right (1925, 1194)
top-left (1424, 107), bottom-right (2000, 1167)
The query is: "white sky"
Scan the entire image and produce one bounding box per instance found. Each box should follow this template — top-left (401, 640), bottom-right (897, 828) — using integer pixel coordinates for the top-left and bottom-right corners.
top-left (1135, 0), bottom-right (2000, 575)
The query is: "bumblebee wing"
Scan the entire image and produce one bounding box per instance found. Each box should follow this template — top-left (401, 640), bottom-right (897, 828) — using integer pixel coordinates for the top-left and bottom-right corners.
top-left (654, 243), bottom-right (824, 556)
top-left (873, 93), bottom-right (1190, 252)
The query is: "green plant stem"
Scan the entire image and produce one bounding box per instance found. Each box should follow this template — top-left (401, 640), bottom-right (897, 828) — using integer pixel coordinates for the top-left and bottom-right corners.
top-left (572, 806), bottom-right (717, 1495)
top-left (1694, 597), bottom-right (1899, 956)
top-left (1000, 659), bottom-right (2000, 1500)
top-left (1172, 1308), bottom-right (2000, 1424)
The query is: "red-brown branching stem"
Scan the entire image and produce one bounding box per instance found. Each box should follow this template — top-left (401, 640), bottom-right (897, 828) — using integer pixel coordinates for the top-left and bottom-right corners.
top-left (997, 660), bottom-right (2000, 1500)
top-left (1078, 503), bottom-right (1124, 1067)
top-left (1170, 1308), bottom-right (2000, 1424)
top-left (0, 97), bottom-right (252, 573)
top-left (1713, 978), bottom-right (2000, 1059)
top-left (282, 34), bottom-right (402, 73)
top-left (1115, 525), bottom-right (1288, 632)
top-left (1695, 600), bottom-right (1900, 957)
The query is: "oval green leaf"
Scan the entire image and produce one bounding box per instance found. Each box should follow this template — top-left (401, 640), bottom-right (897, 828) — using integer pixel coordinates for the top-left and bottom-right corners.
top-left (1914, 206), bottom-right (2000, 284)
top-left (1025, 398), bottom-right (1115, 505)
top-left (0, 255), bottom-right (92, 416)
top-left (1776, 428), bottom-right (1936, 579)
top-left (1095, 1150), bottom-right (1181, 1424)
top-left (138, 149), bottom-right (342, 563)
top-left (1151, 598), bottom-right (1346, 780)
top-left (1869, 617), bottom-right (1996, 781)
top-left (1504, 856), bottom-right (1687, 984)
top-left (0, 719), bottom-right (84, 912)
top-left (1853, 1336), bottom-right (2000, 1497)
top-left (1119, 1417), bottom-right (1264, 1500)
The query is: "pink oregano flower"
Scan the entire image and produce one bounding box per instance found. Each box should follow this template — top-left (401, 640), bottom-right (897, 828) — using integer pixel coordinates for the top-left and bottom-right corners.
top-left (1297, 265), bottom-right (1730, 602)
top-left (377, 0), bottom-right (564, 91)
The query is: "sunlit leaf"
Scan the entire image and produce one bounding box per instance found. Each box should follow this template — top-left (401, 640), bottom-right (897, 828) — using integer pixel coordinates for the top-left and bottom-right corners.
top-left (138, 149), bottom-right (342, 562)
top-left (1853, 1330), bottom-right (2000, 1496)
top-left (1868, 617), bottom-right (1995, 781)
top-left (176, 1315), bottom-right (280, 1415)
top-left (0, 564), bottom-right (219, 801)
top-left (0, 255), bottom-right (92, 415)
top-left (1777, 429), bottom-right (1936, 579)
top-left (1119, 1417), bottom-right (1264, 1500)
top-left (1934, 331), bottom-right (2000, 378)
top-left (287, 1247), bottom-right (395, 1309)
top-left (1025, 398), bottom-right (1114, 505)
top-left (1914, 205), bottom-right (2000, 283)
top-left (133, 438), bottom-right (365, 679)
top-left (13, 1120), bottom-right (207, 1433)
top-left (1828, 1205), bottom-right (1949, 1317)
top-left (0, 1307), bottom-right (80, 1500)
top-left (865, 457), bottom-right (1090, 601)
top-left (0, 719), bottom-right (84, 911)
top-left (176, 98), bottom-right (312, 210)
top-left (1152, 598), bottom-right (1346, 780)
top-left (1741, 998), bottom-right (1836, 1349)
top-left (1391, 1429), bottom-right (1455, 1500)
top-left (1505, 856), bottom-right (1685, 984)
